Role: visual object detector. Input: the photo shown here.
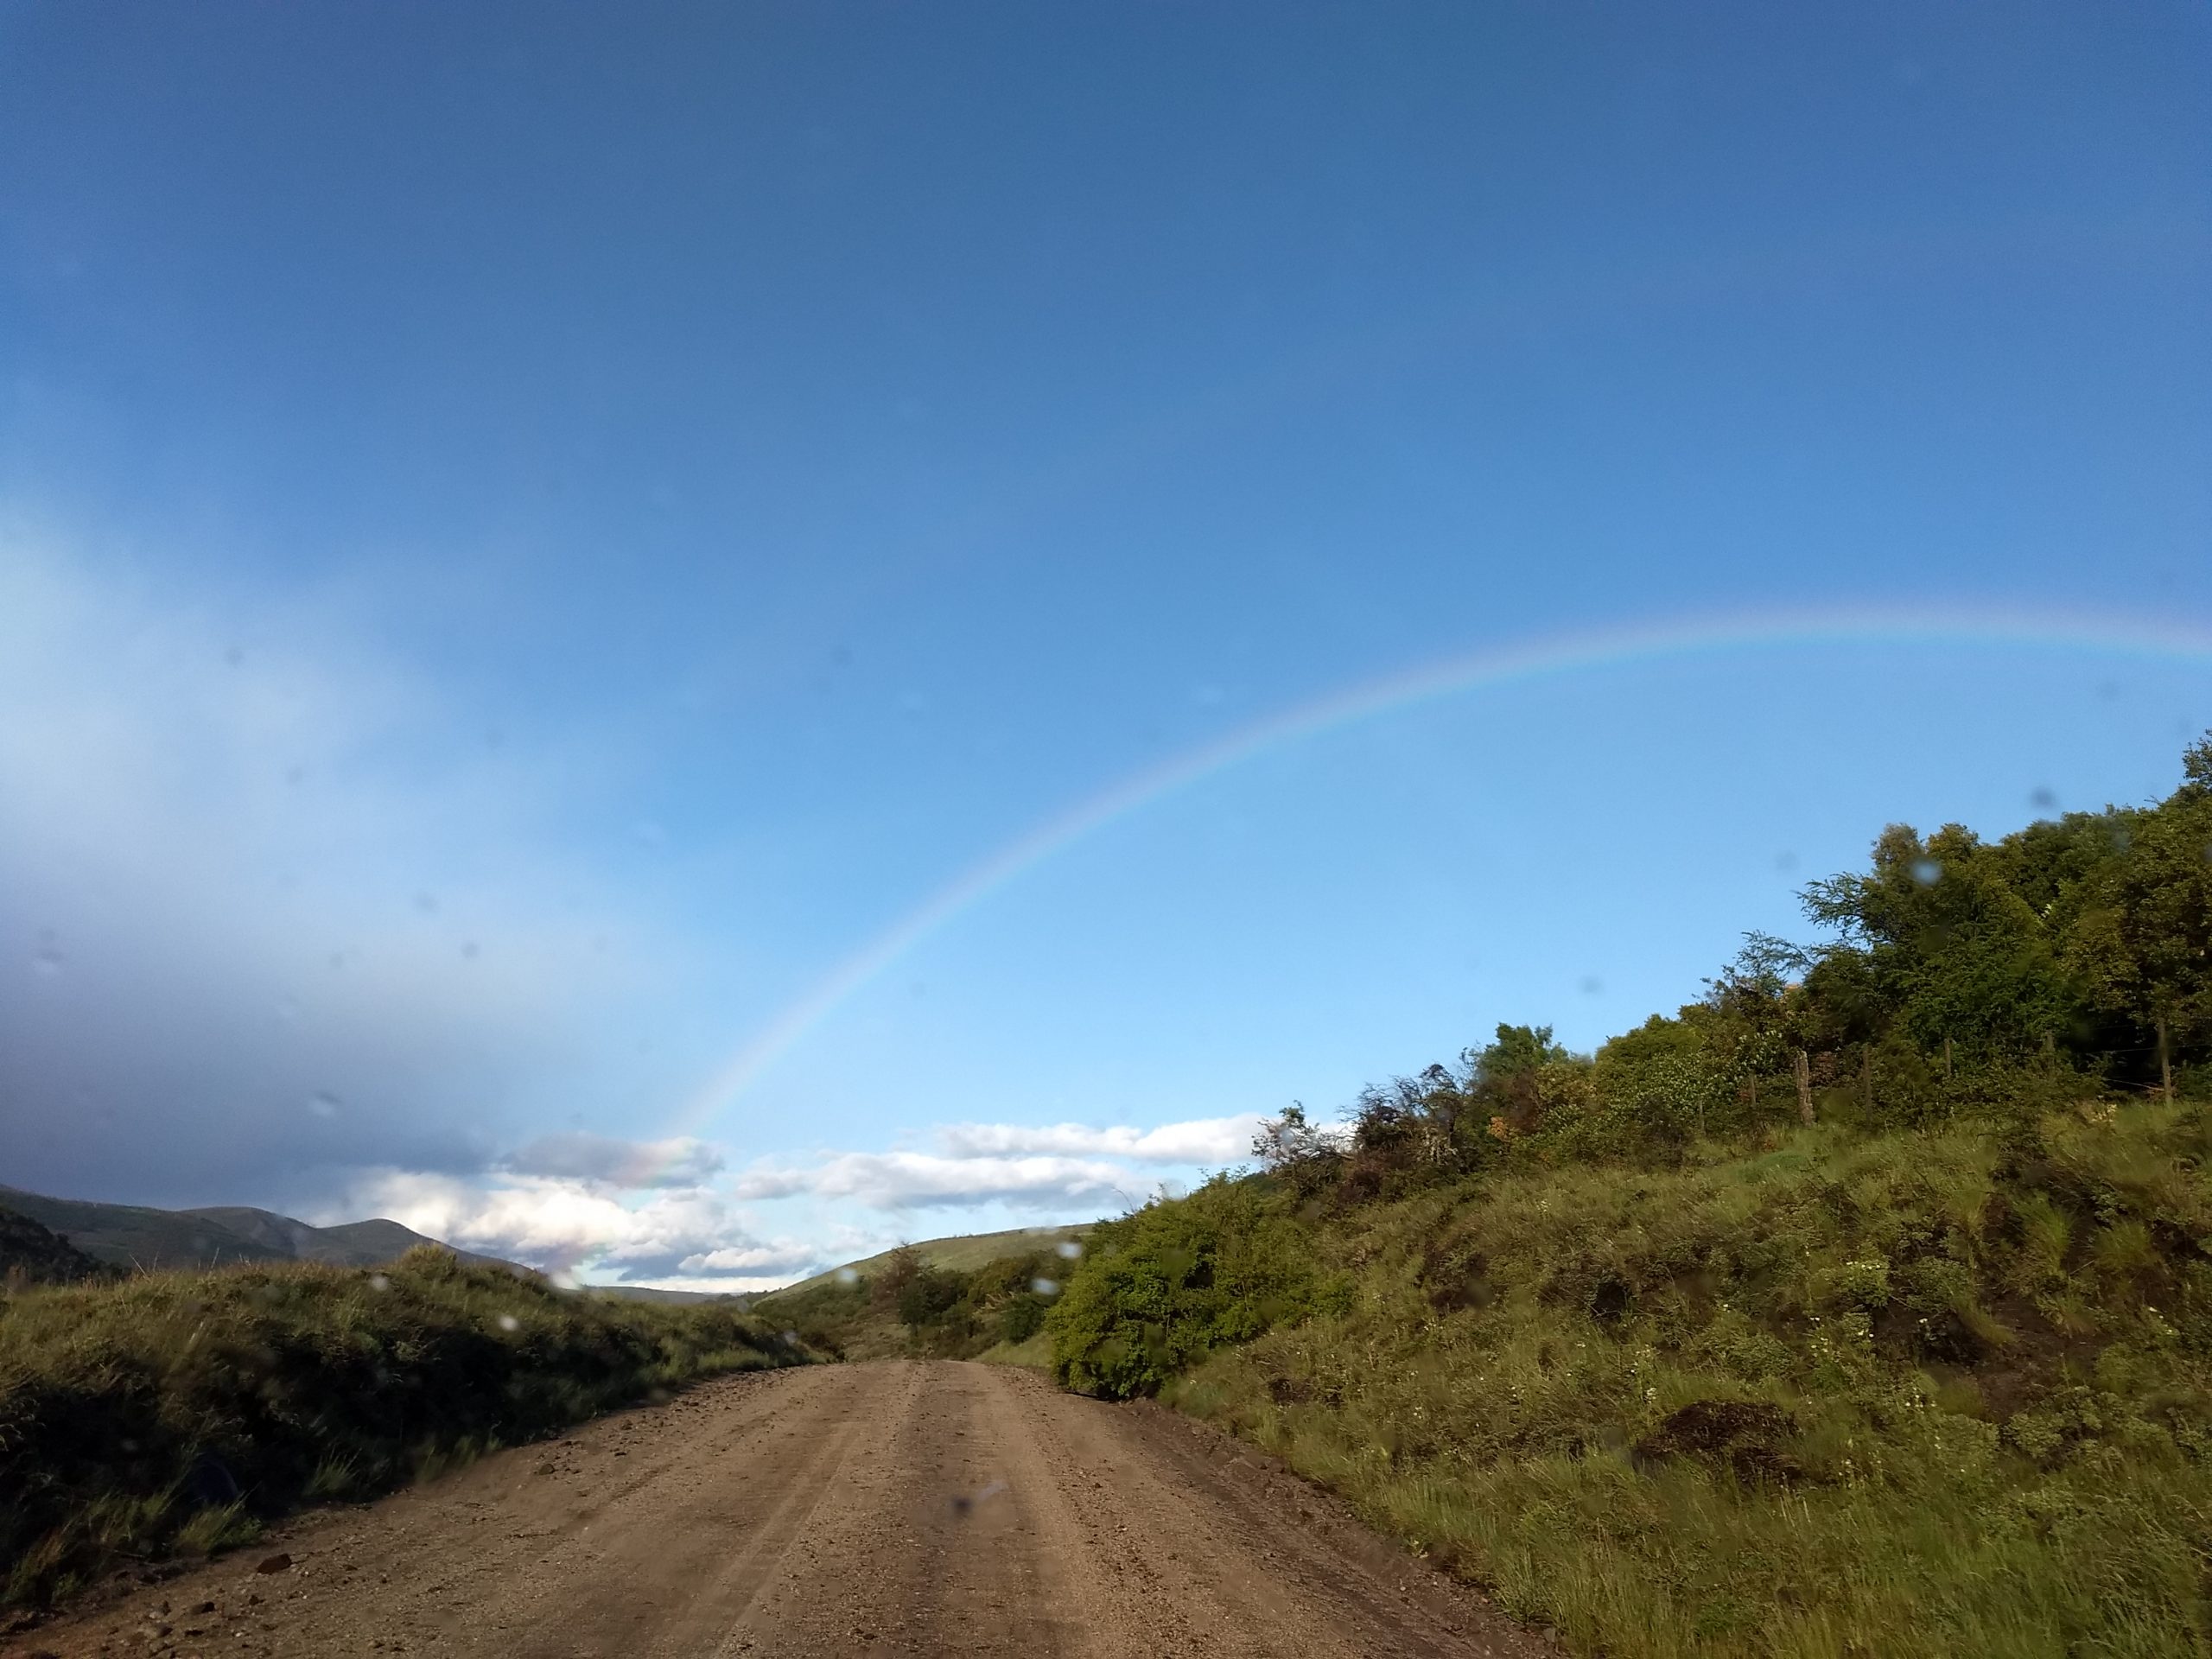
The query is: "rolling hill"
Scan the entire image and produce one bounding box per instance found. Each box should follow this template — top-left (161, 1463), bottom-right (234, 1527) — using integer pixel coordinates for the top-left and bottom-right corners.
top-left (0, 1185), bottom-right (516, 1275)
top-left (773, 1223), bottom-right (1093, 1295)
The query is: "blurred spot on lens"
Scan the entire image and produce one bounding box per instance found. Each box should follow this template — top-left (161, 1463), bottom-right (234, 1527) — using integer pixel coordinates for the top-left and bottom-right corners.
top-left (1055, 1241), bottom-right (1082, 1259)
top-left (1031, 1278), bottom-right (1058, 1297)
top-left (2030, 785), bottom-right (2058, 810)
top-left (835, 1267), bottom-right (860, 1286)
top-left (308, 1091), bottom-right (341, 1120)
top-left (1911, 859), bottom-right (1942, 887)
top-left (32, 931), bottom-right (65, 976)
top-left (497, 1314), bottom-right (519, 1332)
top-left (415, 891), bottom-right (439, 914)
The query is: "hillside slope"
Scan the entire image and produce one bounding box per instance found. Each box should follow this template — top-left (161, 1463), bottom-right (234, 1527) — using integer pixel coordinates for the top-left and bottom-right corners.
top-left (0, 1187), bottom-right (512, 1274)
top-left (0, 1205), bottom-right (111, 1285)
top-left (772, 1223), bottom-right (1090, 1295)
top-left (756, 1229), bottom-right (1089, 1362)
top-left (1044, 735), bottom-right (2212, 1656)
top-left (0, 1247), bottom-right (810, 1608)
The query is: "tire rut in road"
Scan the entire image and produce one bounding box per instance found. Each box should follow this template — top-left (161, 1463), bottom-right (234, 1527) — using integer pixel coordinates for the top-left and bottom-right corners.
top-left (3, 1359), bottom-right (1541, 1659)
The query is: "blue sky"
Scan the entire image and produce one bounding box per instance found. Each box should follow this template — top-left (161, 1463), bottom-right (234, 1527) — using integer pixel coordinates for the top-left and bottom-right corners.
top-left (3, 2), bottom-right (2207, 1286)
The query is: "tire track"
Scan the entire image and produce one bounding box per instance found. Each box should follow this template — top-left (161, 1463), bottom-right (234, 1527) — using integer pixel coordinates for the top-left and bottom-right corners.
top-left (3, 1360), bottom-right (1541, 1659)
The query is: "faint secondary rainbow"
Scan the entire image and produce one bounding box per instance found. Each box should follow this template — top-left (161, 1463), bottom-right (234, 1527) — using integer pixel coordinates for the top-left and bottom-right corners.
top-left (663, 601), bottom-right (2212, 1148)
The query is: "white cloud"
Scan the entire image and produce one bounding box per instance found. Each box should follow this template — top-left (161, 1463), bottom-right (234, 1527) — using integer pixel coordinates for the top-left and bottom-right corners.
top-left (501, 1132), bottom-right (724, 1189)
top-left (332, 1166), bottom-right (819, 1288)
top-left (933, 1115), bottom-right (1260, 1165)
top-left (678, 1244), bottom-right (813, 1273)
top-left (728, 1114), bottom-right (1253, 1212)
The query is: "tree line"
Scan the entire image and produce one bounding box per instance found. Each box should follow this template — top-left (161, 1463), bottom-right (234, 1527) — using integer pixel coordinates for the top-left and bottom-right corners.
top-left (1260, 731), bottom-right (2212, 1189)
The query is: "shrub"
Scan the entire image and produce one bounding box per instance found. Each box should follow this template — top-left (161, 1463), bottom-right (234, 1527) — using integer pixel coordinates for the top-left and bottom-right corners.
top-left (1048, 1175), bottom-right (1342, 1398)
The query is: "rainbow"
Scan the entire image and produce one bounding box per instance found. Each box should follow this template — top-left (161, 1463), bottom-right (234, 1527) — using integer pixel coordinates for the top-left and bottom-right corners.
top-left (661, 602), bottom-right (2212, 1151)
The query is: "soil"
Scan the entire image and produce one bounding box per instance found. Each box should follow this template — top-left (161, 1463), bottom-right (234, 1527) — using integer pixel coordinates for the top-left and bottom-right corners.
top-left (3, 1360), bottom-right (1543, 1658)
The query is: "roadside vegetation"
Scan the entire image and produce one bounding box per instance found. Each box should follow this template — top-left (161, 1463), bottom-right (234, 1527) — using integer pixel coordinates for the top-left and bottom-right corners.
top-left (1049, 734), bottom-right (2212, 1656)
top-left (0, 1244), bottom-right (809, 1609)
top-left (755, 1239), bottom-right (1077, 1363)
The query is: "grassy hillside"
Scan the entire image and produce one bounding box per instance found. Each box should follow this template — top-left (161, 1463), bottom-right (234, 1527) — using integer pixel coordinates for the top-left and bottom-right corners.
top-left (1071, 1106), bottom-right (2212, 1656)
top-left (772, 1224), bottom-right (1090, 1296)
top-left (1046, 735), bottom-right (2212, 1656)
top-left (0, 1246), bottom-right (810, 1608)
top-left (583, 1284), bottom-right (753, 1306)
top-left (0, 1206), bottom-right (111, 1287)
top-left (755, 1232), bottom-right (1085, 1362)
top-left (0, 1186), bottom-right (512, 1274)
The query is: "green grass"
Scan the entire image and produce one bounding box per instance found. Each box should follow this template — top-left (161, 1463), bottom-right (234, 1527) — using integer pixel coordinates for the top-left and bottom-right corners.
top-left (753, 1239), bottom-right (1073, 1362)
top-left (975, 1329), bottom-right (1055, 1369)
top-left (0, 1244), bottom-right (812, 1608)
top-left (1058, 1102), bottom-right (2212, 1656)
top-left (772, 1224), bottom-right (1090, 1295)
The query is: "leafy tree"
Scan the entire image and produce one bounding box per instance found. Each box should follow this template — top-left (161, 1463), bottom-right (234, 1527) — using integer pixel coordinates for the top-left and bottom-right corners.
top-left (1802, 823), bottom-right (2077, 1070)
top-left (2065, 741), bottom-right (2212, 1094)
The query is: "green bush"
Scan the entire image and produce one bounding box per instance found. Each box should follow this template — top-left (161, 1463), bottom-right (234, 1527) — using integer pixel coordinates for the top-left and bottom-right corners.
top-left (1048, 1175), bottom-right (1344, 1398)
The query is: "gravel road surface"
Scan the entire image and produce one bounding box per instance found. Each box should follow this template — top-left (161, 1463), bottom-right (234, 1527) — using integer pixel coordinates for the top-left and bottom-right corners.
top-left (5, 1361), bottom-right (1541, 1658)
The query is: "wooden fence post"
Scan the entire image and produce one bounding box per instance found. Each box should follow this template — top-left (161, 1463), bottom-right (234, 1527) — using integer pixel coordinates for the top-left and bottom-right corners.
top-left (1794, 1048), bottom-right (1815, 1126)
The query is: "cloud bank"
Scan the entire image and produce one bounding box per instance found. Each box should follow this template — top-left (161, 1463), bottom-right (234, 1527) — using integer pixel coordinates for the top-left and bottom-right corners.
top-left (0, 531), bottom-right (669, 1205)
top-left (331, 1112), bottom-right (1260, 1288)
top-left (727, 1113), bottom-right (1262, 1214)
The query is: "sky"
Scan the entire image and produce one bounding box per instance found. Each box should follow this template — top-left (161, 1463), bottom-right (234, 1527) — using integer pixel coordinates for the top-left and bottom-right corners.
top-left (2, 2), bottom-right (2207, 1289)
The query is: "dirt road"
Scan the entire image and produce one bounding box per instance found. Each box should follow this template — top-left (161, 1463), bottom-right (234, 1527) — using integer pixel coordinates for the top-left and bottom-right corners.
top-left (6, 1361), bottom-right (1541, 1658)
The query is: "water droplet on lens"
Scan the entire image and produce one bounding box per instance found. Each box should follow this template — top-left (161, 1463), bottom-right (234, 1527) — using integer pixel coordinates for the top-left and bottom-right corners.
top-left (835, 1267), bottom-right (860, 1286)
top-left (1031, 1278), bottom-right (1059, 1297)
top-left (780, 1329), bottom-right (799, 1345)
top-left (497, 1314), bottom-right (519, 1332)
top-left (1055, 1241), bottom-right (1082, 1260)
top-left (368, 1274), bottom-right (391, 1292)
top-left (461, 941), bottom-right (479, 960)
top-left (1911, 859), bottom-right (1942, 887)
top-left (308, 1091), bottom-right (341, 1119)
top-left (414, 891), bottom-right (438, 914)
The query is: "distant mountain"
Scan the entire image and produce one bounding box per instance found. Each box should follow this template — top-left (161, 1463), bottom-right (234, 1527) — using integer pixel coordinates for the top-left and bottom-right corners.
top-left (0, 1186), bottom-right (519, 1276)
top-left (0, 1203), bottom-right (112, 1285)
